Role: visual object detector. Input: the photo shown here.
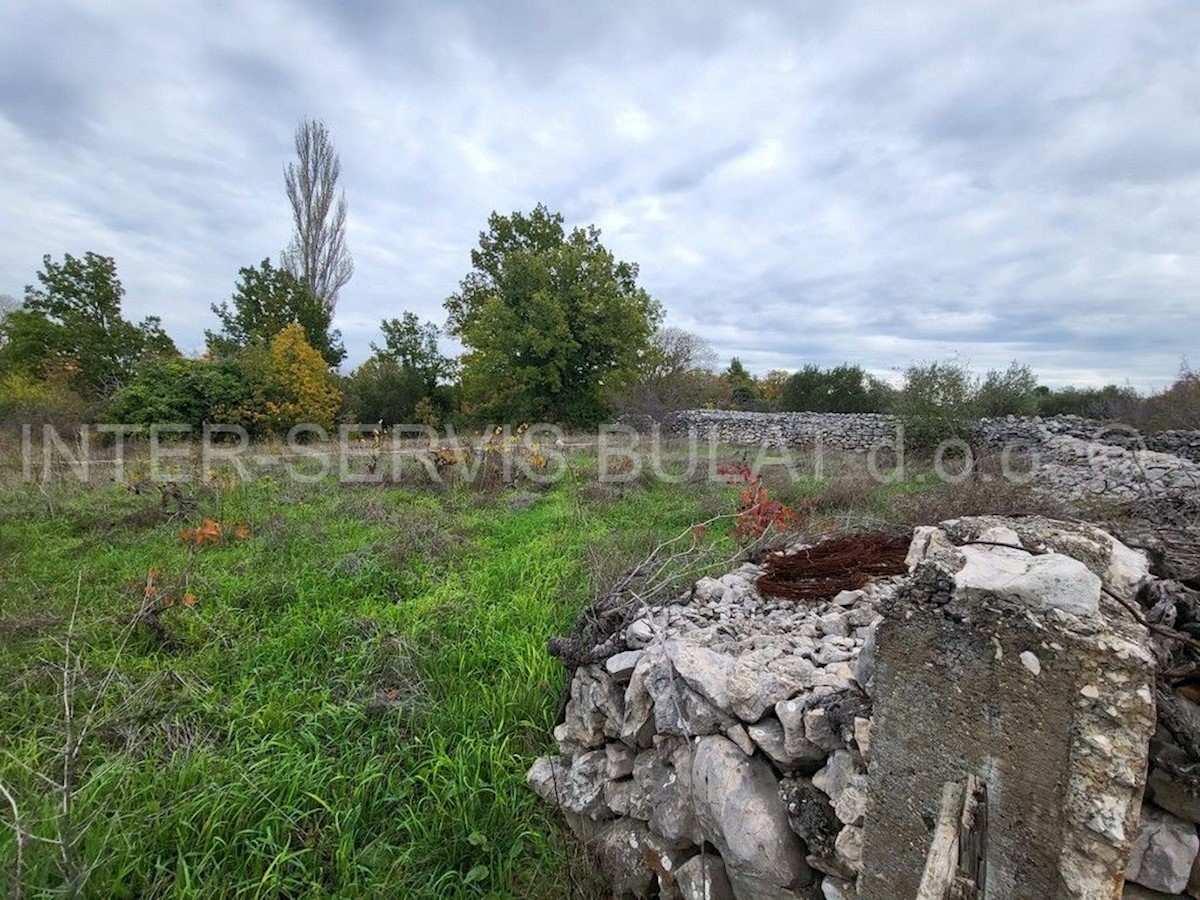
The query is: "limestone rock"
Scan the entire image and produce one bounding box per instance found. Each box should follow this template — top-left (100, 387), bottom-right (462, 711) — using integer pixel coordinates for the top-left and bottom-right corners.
top-left (607, 742), bottom-right (636, 780)
top-left (835, 825), bottom-right (863, 874)
top-left (527, 751), bottom-right (610, 820)
top-left (812, 750), bottom-right (861, 806)
top-left (952, 544), bottom-right (1102, 615)
top-left (562, 666), bottom-right (624, 749)
top-left (822, 877), bottom-right (858, 900)
top-left (674, 853), bottom-right (736, 900)
top-left (622, 647), bottom-right (668, 748)
top-left (691, 735), bottom-right (813, 898)
top-left (606, 649), bottom-right (643, 682)
top-left (589, 818), bottom-right (659, 898)
top-left (1126, 804), bottom-right (1200, 894)
top-left (668, 641), bottom-right (813, 723)
top-left (749, 716), bottom-right (826, 771)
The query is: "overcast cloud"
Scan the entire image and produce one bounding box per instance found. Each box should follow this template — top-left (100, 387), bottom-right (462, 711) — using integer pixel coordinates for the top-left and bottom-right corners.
top-left (2, 0), bottom-right (1197, 389)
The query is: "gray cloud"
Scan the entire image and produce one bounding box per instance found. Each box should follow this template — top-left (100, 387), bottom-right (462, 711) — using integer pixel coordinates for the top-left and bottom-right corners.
top-left (1, 0), bottom-right (1196, 389)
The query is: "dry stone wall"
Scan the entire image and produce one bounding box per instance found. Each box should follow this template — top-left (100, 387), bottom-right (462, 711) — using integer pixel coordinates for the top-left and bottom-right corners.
top-left (529, 516), bottom-right (1200, 899)
top-left (669, 410), bottom-right (1200, 465)
top-left (668, 410), bottom-right (1200, 501)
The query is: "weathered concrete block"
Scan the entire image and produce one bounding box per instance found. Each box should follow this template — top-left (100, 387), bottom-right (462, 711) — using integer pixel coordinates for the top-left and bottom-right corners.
top-left (859, 528), bottom-right (1157, 899)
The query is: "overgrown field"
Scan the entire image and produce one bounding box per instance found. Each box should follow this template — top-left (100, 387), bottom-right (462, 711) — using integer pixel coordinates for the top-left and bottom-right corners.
top-left (0, 441), bottom-right (979, 898)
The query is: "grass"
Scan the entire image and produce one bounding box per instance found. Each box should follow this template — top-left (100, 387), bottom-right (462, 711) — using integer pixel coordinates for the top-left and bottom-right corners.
top-left (0, 443), bottom-right (766, 899)
top-left (0, 436), bottom-right (973, 899)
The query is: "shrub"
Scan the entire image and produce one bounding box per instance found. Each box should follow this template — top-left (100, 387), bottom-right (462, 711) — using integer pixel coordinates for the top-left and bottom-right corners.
top-left (0, 369), bottom-right (89, 431)
top-left (976, 361), bottom-right (1039, 417)
top-left (108, 357), bottom-right (249, 430)
top-left (895, 358), bottom-right (978, 448)
top-left (1146, 363), bottom-right (1200, 430)
top-left (779, 363), bottom-right (895, 413)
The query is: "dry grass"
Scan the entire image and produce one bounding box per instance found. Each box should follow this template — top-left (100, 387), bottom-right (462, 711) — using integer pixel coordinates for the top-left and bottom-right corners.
top-left (885, 472), bottom-right (1073, 527)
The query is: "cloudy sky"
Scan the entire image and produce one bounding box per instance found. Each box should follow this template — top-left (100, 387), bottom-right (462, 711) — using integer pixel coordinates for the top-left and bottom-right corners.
top-left (2, 1), bottom-right (1198, 389)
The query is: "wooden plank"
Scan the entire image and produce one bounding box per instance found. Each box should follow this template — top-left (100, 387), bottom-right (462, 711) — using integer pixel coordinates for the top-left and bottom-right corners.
top-left (958, 774), bottom-right (988, 896)
top-left (917, 776), bottom-right (989, 900)
top-left (916, 780), bottom-right (965, 900)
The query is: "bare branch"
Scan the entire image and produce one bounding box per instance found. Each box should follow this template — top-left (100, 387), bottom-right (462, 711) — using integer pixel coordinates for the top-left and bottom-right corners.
top-left (282, 119), bottom-right (354, 314)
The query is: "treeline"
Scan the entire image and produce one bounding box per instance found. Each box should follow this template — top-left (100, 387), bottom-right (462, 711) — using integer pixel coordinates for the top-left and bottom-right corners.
top-left (1, 242), bottom-right (1196, 435)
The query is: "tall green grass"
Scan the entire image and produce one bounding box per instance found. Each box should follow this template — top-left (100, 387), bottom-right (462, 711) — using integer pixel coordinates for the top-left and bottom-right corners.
top-left (0, 468), bottom-right (727, 898)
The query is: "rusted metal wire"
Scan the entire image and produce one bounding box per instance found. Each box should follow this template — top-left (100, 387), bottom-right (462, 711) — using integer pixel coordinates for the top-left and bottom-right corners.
top-left (756, 531), bottom-right (911, 601)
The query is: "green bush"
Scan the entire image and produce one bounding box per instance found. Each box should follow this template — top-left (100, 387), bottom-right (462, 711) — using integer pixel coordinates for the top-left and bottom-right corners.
top-left (778, 363), bottom-right (894, 413)
top-left (976, 361), bottom-right (1039, 417)
top-left (895, 359), bottom-right (978, 448)
top-left (0, 370), bottom-right (89, 431)
top-left (107, 357), bottom-right (249, 431)
top-left (1146, 363), bottom-right (1200, 430)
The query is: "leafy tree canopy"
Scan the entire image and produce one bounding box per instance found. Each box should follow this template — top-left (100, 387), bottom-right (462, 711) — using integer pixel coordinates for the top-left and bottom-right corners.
top-left (372, 311), bottom-right (455, 389)
top-left (254, 322), bottom-right (343, 432)
top-left (2, 252), bottom-right (177, 397)
top-left (779, 363), bottom-right (893, 413)
top-left (444, 204), bottom-right (662, 426)
top-left (109, 357), bottom-right (250, 430)
top-left (207, 259), bottom-right (345, 367)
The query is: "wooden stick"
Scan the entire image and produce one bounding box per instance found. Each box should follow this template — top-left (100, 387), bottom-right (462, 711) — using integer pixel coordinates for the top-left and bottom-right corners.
top-left (917, 781), bottom-right (965, 900)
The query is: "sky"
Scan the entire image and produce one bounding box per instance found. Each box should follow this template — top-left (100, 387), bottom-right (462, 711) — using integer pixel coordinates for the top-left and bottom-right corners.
top-left (1, 1), bottom-right (1198, 390)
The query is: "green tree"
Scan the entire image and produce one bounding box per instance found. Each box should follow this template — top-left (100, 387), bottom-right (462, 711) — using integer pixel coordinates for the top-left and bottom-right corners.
top-left (343, 356), bottom-right (430, 426)
top-left (373, 312), bottom-right (454, 392)
top-left (722, 357), bottom-right (758, 409)
top-left (444, 204), bottom-right (661, 426)
top-left (779, 363), bottom-right (893, 413)
top-left (207, 259), bottom-right (345, 367)
top-left (976, 361), bottom-right (1039, 416)
top-left (109, 357), bottom-right (250, 430)
top-left (2, 252), bottom-right (177, 397)
top-left (896, 358), bottom-right (979, 447)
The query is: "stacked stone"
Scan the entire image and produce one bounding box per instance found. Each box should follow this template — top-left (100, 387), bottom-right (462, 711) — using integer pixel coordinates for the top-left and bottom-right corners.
top-left (1146, 431), bottom-right (1200, 464)
top-left (975, 415), bottom-right (1200, 466)
top-left (670, 410), bottom-right (898, 453)
top-left (528, 560), bottom-right (894, 899)
top-left (1036, 435), bottom-right (1200, 500)
top-left (530, 516), bottom-right (1200, 899)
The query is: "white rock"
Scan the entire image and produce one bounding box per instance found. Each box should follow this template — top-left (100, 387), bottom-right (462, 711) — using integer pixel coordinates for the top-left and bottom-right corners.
top-left (1020, 651), bottom-right (1042, 676)
top-left (822, 876), bottom-right (857, 900)
top-left (834, 824), bottom-right (864, 873)
top-left (675, 852), bottom-right (736, 900)
top-left (626, 618), bottom-right (657, 648)
top-left (853, 718), bottom-right (872, 762)
top-left (834, 775), bottom-right (868, 826)
top-left (605, 649), bottom-right (643, 682)
top-left (953, 545), bottom-right (1102, 615)
top-left (832, 589), bottom-right (864, 607)
top-left (813, 750), bottom-right (860, 805)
